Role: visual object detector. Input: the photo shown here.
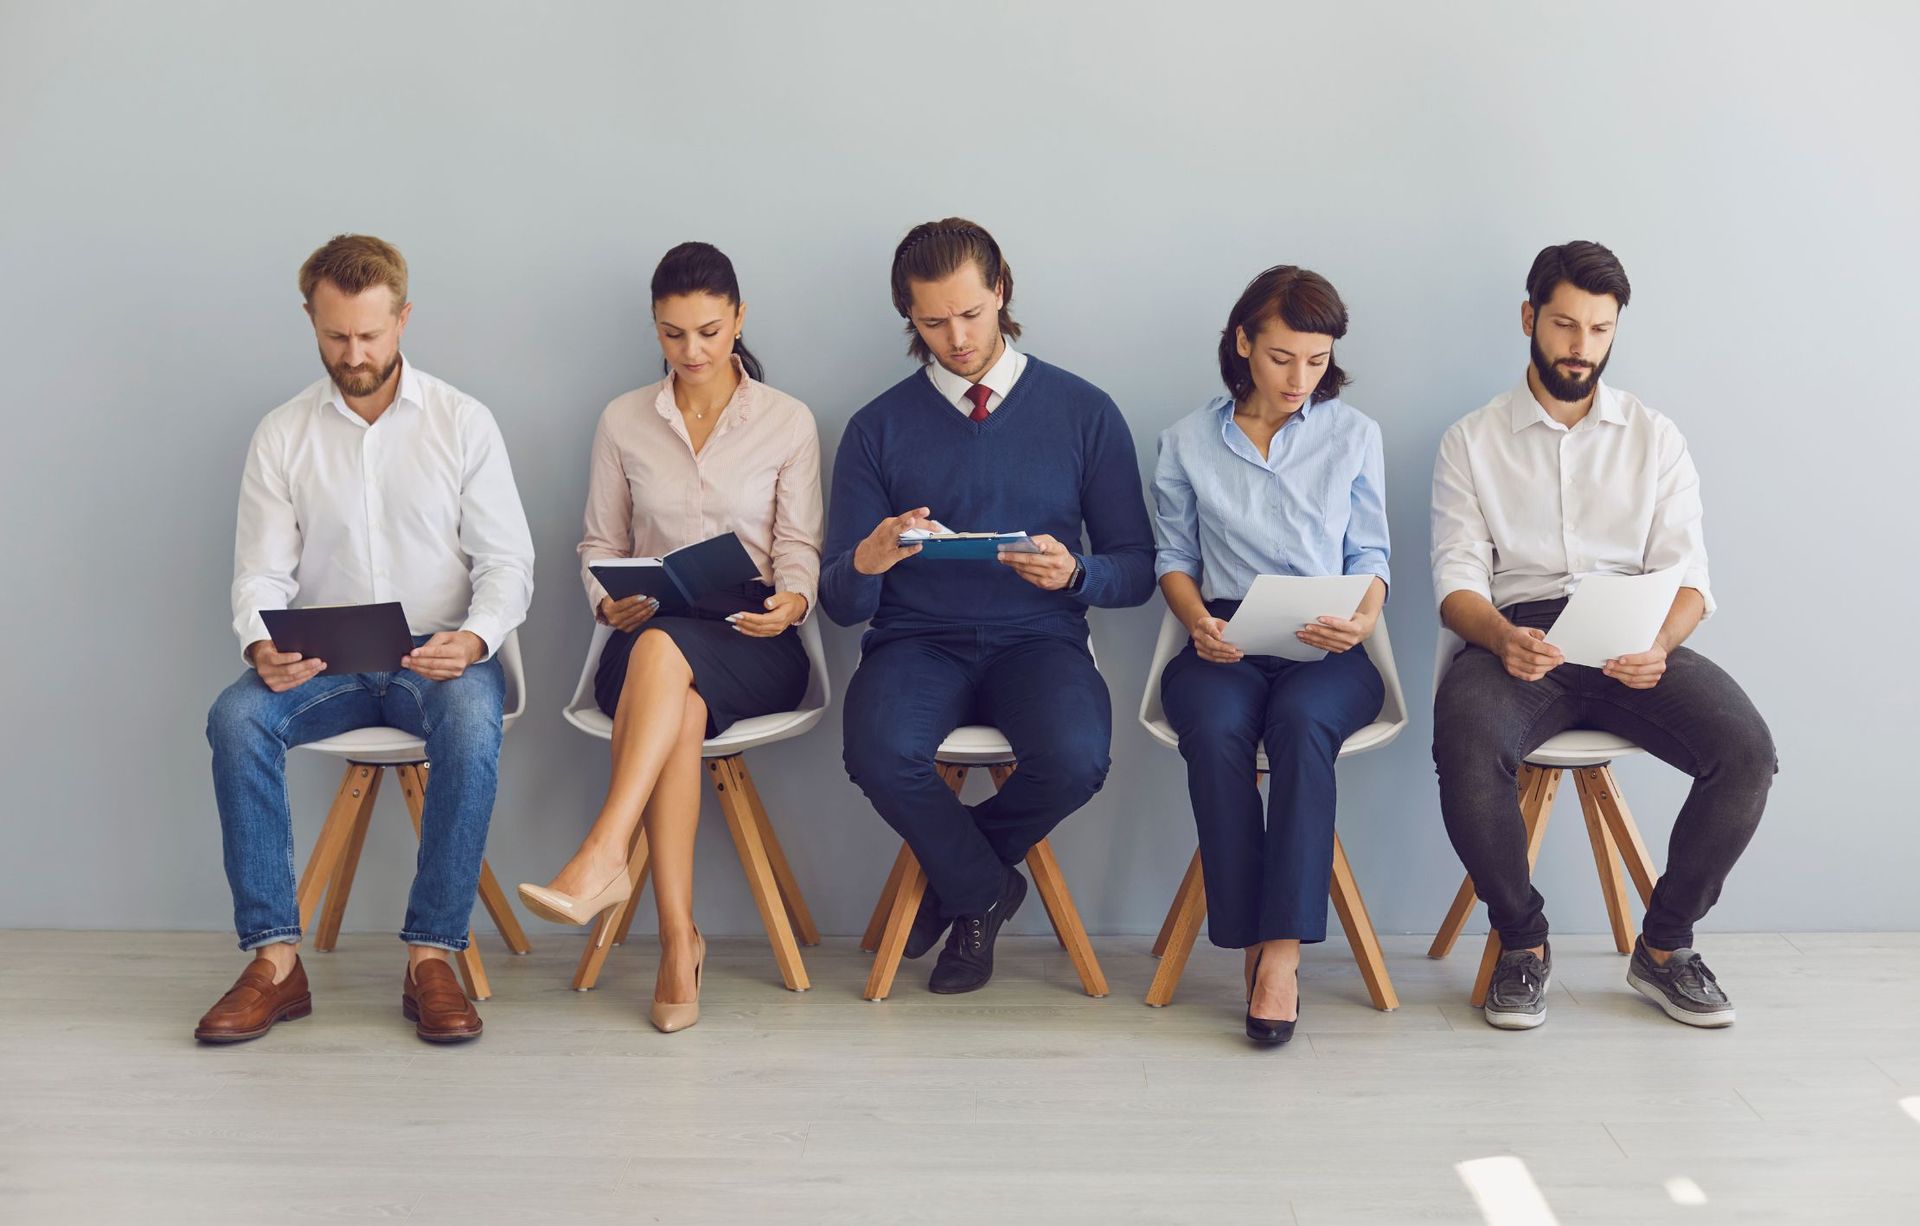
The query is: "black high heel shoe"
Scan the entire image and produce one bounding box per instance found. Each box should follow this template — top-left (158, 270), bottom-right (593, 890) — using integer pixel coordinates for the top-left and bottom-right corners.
top-left (1245, 950), bottom-right (1298, 1046)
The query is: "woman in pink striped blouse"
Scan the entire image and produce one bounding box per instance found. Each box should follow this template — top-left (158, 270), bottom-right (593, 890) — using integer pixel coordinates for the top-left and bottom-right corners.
top-left (518, 243), bottom-right (822, 1033)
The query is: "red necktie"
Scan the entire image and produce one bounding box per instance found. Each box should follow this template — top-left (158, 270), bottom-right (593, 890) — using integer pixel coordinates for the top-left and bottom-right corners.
top-left (965, 383), bottom-right (992, 423)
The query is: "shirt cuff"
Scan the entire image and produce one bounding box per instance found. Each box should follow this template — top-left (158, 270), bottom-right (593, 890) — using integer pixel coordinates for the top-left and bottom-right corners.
top-left (1433, 571), bottom-right (1492, 611)
top-left (458, 618), bottom-right (505, 662)
top-left (236, 612), bottom-right (272, 665)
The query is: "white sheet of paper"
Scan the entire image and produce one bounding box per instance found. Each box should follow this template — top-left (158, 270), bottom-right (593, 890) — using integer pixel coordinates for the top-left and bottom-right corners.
top-left (1543, 565), bottom-right (1686, 667)
top-left (1220, 574), bottom-right (1374, 661)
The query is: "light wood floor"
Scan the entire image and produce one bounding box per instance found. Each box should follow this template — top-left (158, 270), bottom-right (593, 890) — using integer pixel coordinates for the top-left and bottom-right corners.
top-left (2, 929), bottom-right (1916, 1224)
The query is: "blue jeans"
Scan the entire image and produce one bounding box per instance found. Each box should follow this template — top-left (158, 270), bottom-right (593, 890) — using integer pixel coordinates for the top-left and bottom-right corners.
top-left (842, 627), bottom-right (1112, 917)
top-left (205, 640), bottom-right (505, 951)
top-left (1161, 610), bottom-right (1383, 948)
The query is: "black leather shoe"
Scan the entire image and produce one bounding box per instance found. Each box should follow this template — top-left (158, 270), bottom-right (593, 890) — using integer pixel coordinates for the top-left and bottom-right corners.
top-left (904, 883), bottom-right (951, 960)
top-left (928, 866), bottom-right (1027, 994)
top-left (1245, 951), bottom-right (1297, 1046)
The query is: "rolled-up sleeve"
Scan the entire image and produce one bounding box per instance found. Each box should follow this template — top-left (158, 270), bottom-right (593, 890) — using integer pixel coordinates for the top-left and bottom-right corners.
top-left (1646, 418), bottom-right (1715, 618)
top-left (1343, 419), bottom-right (1391, 590)
top-left (1430, 422), bottom-right (1495, 609)
top-left (1150, 430), bottom-right (1202, 583)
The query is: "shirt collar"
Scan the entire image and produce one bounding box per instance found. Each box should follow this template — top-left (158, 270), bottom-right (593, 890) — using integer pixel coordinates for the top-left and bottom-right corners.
top-left (324, 354), bottom-right (422, 425)
top-left (1508, 372), bottom-right (1622, 434)
top-left (652, 354), bottom-right (755, 424)
top-left (927, 339), bottom-right (1021, 405)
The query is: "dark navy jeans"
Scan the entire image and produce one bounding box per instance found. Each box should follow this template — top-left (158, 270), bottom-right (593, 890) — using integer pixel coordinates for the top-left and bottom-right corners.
top-left (205, 638), bottom-right (505, 951)
top-left (1161, 600), bottom-right (1383, 948)
top-left (842, 626), bottom-right (1112, 918)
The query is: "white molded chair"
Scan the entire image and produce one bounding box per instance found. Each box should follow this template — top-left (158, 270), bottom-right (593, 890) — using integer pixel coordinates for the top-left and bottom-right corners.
top-left (857, 650), bottom-right (1112, 1002)
top-left (1136, 609), bottom-right (1406, 1010)
top-left (558, 616), bottom-right (830, 992)
top-left (294, 630), bottom-right (532, 1002)
top-left (1426, 630), bottom-right (1660, 1006)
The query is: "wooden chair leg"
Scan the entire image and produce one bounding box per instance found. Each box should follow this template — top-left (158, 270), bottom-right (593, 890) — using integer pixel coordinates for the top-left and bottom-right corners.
top-left (732, 758), bottom-right (820, 946)
top-left (395, 764), bottom-right (490, 1001)
top-left (1145, 849), bottom-right (1207, 1007)
top-left (1574, 767), bottom-right (1635, 954)
top-left (572, 829), bottom-right (651, 991)
top-left (1586, 765), bottom-right (1657, 905)
top-left (297, 764), bottom-right (380, 933)
top-left (709, 758), bottom-right (809, 991)
top-left (863, 846), bottom-right (927, 1000)
top-left (611, 821), bottom-right (648, 946)
top-left (981, 761), bottom-right (1070, 952)
top-left (1469, 766), bottom-right (1561, 1007)
top-left (1152, 848), bottom-right (1203, 960)
top-left (313, 767), bottom-right (381, 950)
top-left (1024, 838), bottom-right (1108, 997)
top-left (861, 843), bottom-right (914, 953)
top-left (1430, 764), bottom-right (1553, 959)
top-left (1329, 834), bottom-right (1399, 1011)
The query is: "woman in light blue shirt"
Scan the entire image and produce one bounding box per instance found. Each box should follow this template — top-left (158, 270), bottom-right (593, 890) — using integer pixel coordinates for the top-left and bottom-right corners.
top-left (1151, 266), bottom-right (1390, 1045)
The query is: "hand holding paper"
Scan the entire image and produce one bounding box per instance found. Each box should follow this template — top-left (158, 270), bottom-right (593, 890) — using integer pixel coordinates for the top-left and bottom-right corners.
top-left (1543, 565), bottom-right (1685, 669)
top-left (1220, 574), bottom-right (1375, 662)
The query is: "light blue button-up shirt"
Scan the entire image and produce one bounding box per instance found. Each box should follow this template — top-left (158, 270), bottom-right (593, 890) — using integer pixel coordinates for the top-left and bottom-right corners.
top-left (1151, 395), bottom-right (1390, 602)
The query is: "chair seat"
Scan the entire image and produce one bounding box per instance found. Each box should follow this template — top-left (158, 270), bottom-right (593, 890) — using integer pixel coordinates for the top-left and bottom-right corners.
top-left (562, 704), bottom-right (826, 758)
top-left (298, 708), bottom-right (526, 766)
top-left (1140, 715), bottom-right (1403, 765)
top-left (935, 725), bottom-right (1017, 766)
top-left (1525, 729), bottom-right (1644, 768)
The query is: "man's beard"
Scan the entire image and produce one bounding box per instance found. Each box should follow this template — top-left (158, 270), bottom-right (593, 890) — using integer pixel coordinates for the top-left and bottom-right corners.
top-left (1530, 334), bottom-right (1609, 402)
top-left (325, 350), bottom-right (402, 398)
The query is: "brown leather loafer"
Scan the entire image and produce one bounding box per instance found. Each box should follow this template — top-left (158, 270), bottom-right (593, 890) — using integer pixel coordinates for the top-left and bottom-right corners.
top-left (195, 956), bottom-right (312, 1044)
top-left (402, 959), bottom-right (482, 1043)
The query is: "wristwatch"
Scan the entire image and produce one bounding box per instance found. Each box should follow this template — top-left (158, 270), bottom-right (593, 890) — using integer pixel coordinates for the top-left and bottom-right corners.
top-left (1066, 555), bottom-right (1087, 593)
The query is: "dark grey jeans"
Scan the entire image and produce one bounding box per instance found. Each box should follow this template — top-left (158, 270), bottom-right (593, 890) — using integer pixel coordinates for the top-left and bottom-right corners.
top-left (1432, 601), bottom-right (1777, 951)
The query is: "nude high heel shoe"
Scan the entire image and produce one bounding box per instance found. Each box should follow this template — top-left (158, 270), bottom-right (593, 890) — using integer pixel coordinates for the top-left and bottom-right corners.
top-left (516, 870), bottom-right (633, 927)
top-left (649, 930), bottom-right (705, 1034)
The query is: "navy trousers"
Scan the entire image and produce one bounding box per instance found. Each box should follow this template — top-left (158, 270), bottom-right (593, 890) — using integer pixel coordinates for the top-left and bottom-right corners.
top-left (842, 626), bottom-right (1112, 918)
top-left (1161, 622), bottom-right (1382, 949)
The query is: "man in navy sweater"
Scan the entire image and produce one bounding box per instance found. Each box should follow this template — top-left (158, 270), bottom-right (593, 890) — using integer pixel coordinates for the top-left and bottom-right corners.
top-left (822, 218), bottom-right (1155, 994)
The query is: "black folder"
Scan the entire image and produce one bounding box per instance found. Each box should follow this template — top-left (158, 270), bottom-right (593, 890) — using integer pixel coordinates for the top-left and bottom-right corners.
top-left (589, 532), bottom-right (761, 616)
top-left (259, 602), bottom-right (415, 676)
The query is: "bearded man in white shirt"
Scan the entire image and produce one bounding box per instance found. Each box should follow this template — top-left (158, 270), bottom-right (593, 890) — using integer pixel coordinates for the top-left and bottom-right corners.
top-left (1430, 240), bottom-right (1776, 1032)
top-left (195, 235), bottom-right (535, 1045)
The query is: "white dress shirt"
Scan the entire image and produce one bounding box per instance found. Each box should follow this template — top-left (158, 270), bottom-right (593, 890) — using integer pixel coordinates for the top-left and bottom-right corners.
top-left (926, 340), bottom-right (1027, 415)
top-left (230, 357), bottom-right (536, 660)
top-left (1430, 376), bottom-right (1714, 617)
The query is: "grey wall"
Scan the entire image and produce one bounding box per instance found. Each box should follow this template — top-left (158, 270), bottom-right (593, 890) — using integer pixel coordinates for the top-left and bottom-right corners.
top-left (3, 1), bottom-right (1914, 946)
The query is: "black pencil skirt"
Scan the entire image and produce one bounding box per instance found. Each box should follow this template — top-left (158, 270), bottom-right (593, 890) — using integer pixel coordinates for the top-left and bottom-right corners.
top-left (593, 582), bottom-right (809, 737)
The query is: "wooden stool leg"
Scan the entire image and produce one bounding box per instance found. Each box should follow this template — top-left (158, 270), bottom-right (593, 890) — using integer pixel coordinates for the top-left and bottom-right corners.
top-left (1024, 838), bottom-right (1108, 997)
top-left (1430, 765), bottom-right (1552, 958)
top-left (1587, 765), bottom-right (1657, 905)
top-left (1145, 849), bottom-right (1207, 1007)
top-left (572, 830), bottom-right (651, 991)
top-left (313, 767), bottom-right (381, 950)
top-left (734, 759), bottom-right (821, 946)
top-left (611, 821), bottom-right (648, 946)
top-left (298, 765), bottom-right (380, 933)
top-left (1329, 834), bottom-right (1399, 1011)
top-left (394, 764), bottom-right (490, 1001)
top-left (1152, 849), bottom-right (1203, 960)
top-left (861, 843), bottom-right (915, 953)
top-left (1469, 766), bottom-right (1561, 1007)
top-left (1574, 767), bottom-right (1634, 954)
top-left (864, 846), bottom-right (927, 1000)
top-left (710, 758), bottom-right (809, 991)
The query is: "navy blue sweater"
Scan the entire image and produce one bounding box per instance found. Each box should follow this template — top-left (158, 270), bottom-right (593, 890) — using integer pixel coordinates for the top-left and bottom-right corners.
top-left (820, 356), bottom-right (1155, 643)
